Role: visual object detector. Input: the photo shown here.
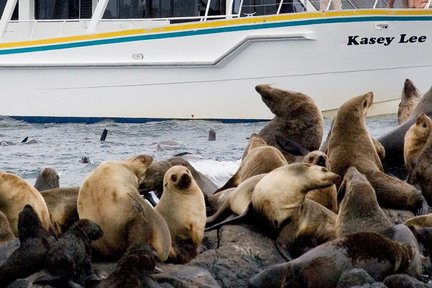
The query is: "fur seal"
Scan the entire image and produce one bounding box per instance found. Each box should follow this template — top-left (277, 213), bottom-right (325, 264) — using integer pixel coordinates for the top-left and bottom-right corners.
top-left (41, 186), bottom-right (80, 235)
top-left (249, 232), bottom-right (416, 288)
top-left (404, 113), bottom-right (432, 182)
top-left (38, 219), bottom-right (103, 286)
top-left (336, 167), bottom-right (393, 238)
top-left (379, 85), bottom-right (432, 172)
top-left (155, 165), bottom-right (206, 263)
top-left (398, 79), bottom-right (422, 124)
top-left (0, 205), bottom-right (56, 286)
top-left (0, 210), bottom-right (14, 243)
top-left (216, 135), bottom-right (287, 192)
top-left (303, 151), bottom-right (338, 213)
top-left (95, 244), bottom-right (161, 288)
top-left (34, 167), bottom-right (60, 192)
top-left (77, 155), bottom-right (171, 261)
top-left (327, 92), bottom-right (428, 214)
top-left (0, 171), bottom-right (53, 235)
top-left (255, 84), bottom-right (324, 162)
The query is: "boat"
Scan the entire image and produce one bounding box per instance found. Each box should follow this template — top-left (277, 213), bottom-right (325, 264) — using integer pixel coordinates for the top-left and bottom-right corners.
top-left (0, 0), bottom-right (431, 123)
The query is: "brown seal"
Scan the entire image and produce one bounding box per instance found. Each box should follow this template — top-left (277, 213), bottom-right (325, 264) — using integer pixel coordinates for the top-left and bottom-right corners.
top-left (249, 232), bottom-right (417, 288)
top-left (155, 165), bottom-right (206, 263)
top-left (327, 92), bottom-right (428, 214)
top-left (303, 150), bottom-right (337, 213)
top-left (0, 211), bottom-right (14, 243)
top-left (0, 172), bottom-right (53, 236)
top-left (34, 167), bottom-right (60, 192)
top-left (398, 79), bottom-right (422, 124)
top-left (404, 113), bottom-right (432, 182)
top-left (77, 155), bottom-right (171, 261)
top-left (336, 166), bottom-right (393, 238)
top-left (255, 84), bottom-right (324, 162)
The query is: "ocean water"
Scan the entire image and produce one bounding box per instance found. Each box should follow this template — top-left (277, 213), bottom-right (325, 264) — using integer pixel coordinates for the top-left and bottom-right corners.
top-left (0, 114), bottom-right (398, 188)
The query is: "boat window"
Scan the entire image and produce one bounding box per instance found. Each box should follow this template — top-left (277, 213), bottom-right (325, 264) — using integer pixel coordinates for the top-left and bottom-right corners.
top-left (240, 0), bottom-right (305, 16)
top-left (35, 0), bottom-right (92, 19)
top-left (0, 0), bottom-right (18, 20)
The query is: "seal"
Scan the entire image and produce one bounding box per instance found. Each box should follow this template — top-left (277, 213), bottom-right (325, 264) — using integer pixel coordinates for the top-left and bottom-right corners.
top-left (249, 232), bottom-right (416, 288)
top-left (40, 186), bottom-right (80, 235)
top-left (39, 219), bottom-right (103, 286)
top-left (155, 165), bottom-right (206, 263)
top-left (404, 113), bottom-right (432, 182)
top-left (327, 92), bottom-right (428, 214)
top-left (95, 244), bottom-right (160, 288)
top-left (77, 154), bottom-right (170, 261)
top-left (336, 166), bottom-right (393, 238)
top-left (34, 167), bottom-right (60, 192)
top-left (216, 135), bottom-right (287, 192)
top-left (255, 84), bottom-right (324, 162)
top-left (398, 79), bottom-right (422, 124)
top-left (303, 150), bottom-right (337, 213)
top-left (0, 205), bottom-right (56, 287)
top-left (0, 171), bottom-right (53, 235)
top-left (0, 210), bottom-right (14, 243)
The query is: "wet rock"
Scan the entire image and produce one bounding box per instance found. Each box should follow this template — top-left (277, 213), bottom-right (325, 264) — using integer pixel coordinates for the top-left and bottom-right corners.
top-left (383, 274), bottom-right (429, 288)
top-left (154, 264), bottom-right (220, 288)
top-left (337, 268), bottom-right (375, 288)
top-left (0, 239), bottom-right (19, 266)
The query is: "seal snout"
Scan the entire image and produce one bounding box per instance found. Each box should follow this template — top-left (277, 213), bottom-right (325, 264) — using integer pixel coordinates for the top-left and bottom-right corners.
top-left (174, 173), bottom-right (192, 190)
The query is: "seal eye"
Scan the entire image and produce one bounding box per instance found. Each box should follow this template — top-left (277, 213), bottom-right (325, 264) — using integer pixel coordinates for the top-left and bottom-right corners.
top-left (171, 175), bottom-right (177, 182)
top-left (363, 100), bottom-right (368, 108)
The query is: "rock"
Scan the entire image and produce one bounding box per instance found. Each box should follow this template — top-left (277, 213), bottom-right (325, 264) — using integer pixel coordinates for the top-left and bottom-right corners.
top-left (384, 209), bottom-right (415, 224)
top-left (154, 264), bottom-right (220, 288)
top-left (383, 274), bottom-right (429, 288)
top-left (0, 239), bottom-right (19, 266)
top-left (337, 268), bottom-right (375, 288)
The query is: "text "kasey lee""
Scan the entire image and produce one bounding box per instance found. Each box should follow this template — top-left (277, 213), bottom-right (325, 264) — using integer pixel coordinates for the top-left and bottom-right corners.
top-left (347, 34), bottom-right (427, 46)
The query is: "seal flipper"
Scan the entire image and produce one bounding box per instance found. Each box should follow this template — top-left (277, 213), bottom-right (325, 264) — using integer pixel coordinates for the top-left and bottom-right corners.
top-left (206, 198), bottom-right (233, 226)
top-left (276, 135), bottom-right (310, 156)
top-left (205, 203), bottom-right (252, 231)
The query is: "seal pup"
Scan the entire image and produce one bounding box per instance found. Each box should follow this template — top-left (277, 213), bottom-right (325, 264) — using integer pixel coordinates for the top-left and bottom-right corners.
top-left (249, 232), bottom-right (416, 288)
top-left (34, 167), bottom-right (60, 192)
top-left (0, 171), bottom-right (53, 235)
top-left (327, 92), bottom-right (428, 214)
top-left (77, 154), bottom-right (170, 260)
top-left (303, 150), bottom-right (338, 213)
top-left (155, 165), bottom-right (206, 263)
top-left (398, 79), bottom-right (422, 124)
top-left (255, 84), bottom-right (324, 162)
top-left (215, 135), bottom-right (287, 192)
top-left (404, 113), bottom-right (432, 182)
top-left (0, 205), bottom-right (56, 286)
top-left (36, 219), bottom-right (103, 287)
top-left (95, 244), bottom-right (161, 288)
top-left (336, 167), bottom-right (393, 238)
top-left (0, 210), bottom-right (14, 243)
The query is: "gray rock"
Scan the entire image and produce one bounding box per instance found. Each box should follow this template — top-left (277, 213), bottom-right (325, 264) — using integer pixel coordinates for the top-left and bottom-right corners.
top-left (384, 274), bottom-right (429, 288)
top-left (154, 264), bottom-right (220, 288)
top-left (337, 268), bottom-right (375, 288)
top-left (0, 239), bottom-right (19, 266)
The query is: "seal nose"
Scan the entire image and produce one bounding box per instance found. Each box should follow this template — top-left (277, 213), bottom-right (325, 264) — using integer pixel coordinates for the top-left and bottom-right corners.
top-left (176, 173), bottom-right (191, 190)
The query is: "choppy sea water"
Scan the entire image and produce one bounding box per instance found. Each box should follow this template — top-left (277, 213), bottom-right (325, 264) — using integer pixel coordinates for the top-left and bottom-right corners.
top-left (0, 114), bottom-right (398, 188)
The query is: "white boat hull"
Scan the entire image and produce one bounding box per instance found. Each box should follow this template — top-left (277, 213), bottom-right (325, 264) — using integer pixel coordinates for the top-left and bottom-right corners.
top-left (1, 10), bottom-right (431, 122)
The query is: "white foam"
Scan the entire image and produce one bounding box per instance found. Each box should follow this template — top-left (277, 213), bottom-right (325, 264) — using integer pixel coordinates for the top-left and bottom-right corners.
top-left (189, 159), bottom-right (240, 187)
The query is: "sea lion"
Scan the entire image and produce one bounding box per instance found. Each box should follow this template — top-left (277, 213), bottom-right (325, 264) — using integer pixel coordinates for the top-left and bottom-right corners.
top-left (255, 84), bottom-right (324, 162)
top-left (208, 128), bottom-right (216, 141)
top-left (379, 85), bottom-right (432, 172)
top-left (249, 232), bottom-right (417, 288)
top-left (303, 151), bottom-right (338, 213)
top-left (38, 219), bottom-right (103, 287)
top-left (404, 113), bottom-right (432, 182)
top-left (34, 167), bottom-right (60, 192)
top-left (77, 154), bottom-right (170, 261)
top-left (41, 186), bottom-right (80, 235)
top-left (0, 210), bottom-right (14, 243)
top-left (398, 79), bottom-right (422, 124)
top-left (139, 156), bottom-right (217, 198)
top-left (0, 205), bottom-right (56, 286)
top-left (95, 244), bottom-right (161, 288)
top-left (327, 92), bottom-right (428, 214)
top-left (216, 135), bottom-right (287, 192)
top-left (155, 165), bottom-right (206, 263)
top-left (0, 171), bottom-right (53, 235)
top-left (336, 167), bottom-right (393, 238)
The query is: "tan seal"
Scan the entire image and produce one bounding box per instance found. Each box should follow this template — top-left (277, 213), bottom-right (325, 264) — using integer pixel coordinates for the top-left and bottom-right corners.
top-left (327, 92), bottom-right (428, 214)
top-left (398, 78), bottom-right (422, 124)
top-left (156, 165), bottom-right (206, 263)
top-left (77, 155), bottom-right (171, 261)
top-left (303, 150), bottom-right (338, 213)
top-left (0, 172), bottom-right (52, 236)
top-left (34, 167), bottom-right (60, 192)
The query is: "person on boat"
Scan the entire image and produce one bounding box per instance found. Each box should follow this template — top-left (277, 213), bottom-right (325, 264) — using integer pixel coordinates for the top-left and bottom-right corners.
top-left (320, 0), bottom-right (342, 11)
top-left (387, 0), bottom-right (428, 8)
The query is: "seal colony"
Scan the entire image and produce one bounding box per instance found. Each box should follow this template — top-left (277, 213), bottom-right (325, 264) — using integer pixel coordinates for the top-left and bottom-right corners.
top-left (1, 80), bottom-right (432, 287)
